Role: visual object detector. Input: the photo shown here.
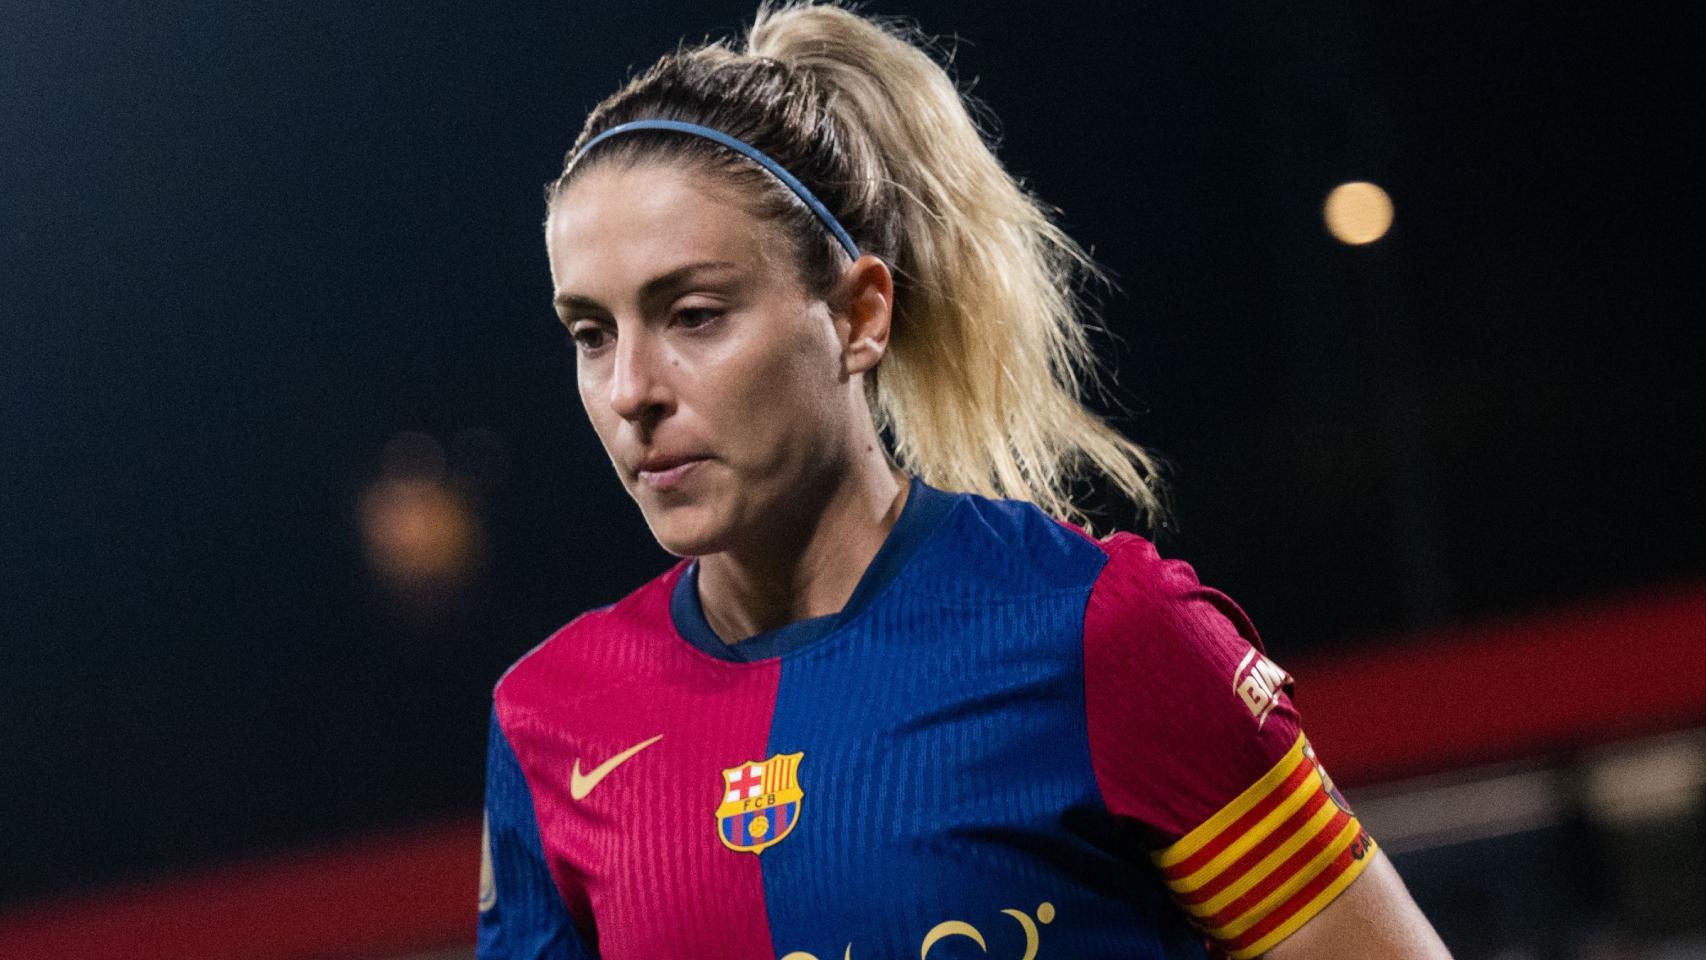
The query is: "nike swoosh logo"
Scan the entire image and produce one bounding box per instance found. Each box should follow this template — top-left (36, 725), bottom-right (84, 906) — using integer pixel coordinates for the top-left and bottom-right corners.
top-left (570, 734), bottom-right (664, 800)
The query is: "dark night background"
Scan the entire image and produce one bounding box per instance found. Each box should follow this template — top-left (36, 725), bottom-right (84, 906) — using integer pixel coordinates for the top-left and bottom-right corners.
top-left (2, 0), bottom-right (1697, 909)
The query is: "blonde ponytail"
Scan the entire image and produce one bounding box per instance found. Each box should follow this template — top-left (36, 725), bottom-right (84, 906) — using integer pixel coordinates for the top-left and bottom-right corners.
top-left (746, 4), bottom-right (1162, 530)
top-left (556, 2), bottom-right (1165, 531)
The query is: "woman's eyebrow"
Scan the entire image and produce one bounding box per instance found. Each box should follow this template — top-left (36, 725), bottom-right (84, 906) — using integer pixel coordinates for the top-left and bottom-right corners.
top-left (554, 259), bottom-right (741, 313)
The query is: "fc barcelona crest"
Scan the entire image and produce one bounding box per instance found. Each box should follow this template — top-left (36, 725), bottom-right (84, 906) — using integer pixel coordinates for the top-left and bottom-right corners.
top-left (715, 752), bottom-right (804, 854)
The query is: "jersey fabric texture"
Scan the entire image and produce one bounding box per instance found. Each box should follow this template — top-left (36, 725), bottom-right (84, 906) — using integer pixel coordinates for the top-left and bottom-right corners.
top-left (478, 478), bottom-right (1375, 960)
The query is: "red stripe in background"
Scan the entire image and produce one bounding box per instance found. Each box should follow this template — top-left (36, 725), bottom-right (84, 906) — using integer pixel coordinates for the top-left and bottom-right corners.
top-left (3, 581), bottom-right (1705, 959)
top-left (1295, 580), bottom-right (1706, 786)
top-left (0, 815), bottom-right (479, 960)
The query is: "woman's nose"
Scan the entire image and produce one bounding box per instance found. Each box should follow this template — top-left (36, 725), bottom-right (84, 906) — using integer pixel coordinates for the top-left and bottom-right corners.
top-left (607, 329), bottom-right (673, 425)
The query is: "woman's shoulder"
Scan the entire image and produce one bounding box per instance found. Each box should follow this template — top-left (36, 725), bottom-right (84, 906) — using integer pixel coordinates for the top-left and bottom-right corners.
top-left (926, 488), bottom-right (1110, 592)
top-left (492, 558), bottom-right (691, 700)
top-left (931, 487), bottom-right (1195, 599)
top-left (943, 490), bottom-right (1268, 670)
top-left (1086, 529), bottom-right (1220, 602)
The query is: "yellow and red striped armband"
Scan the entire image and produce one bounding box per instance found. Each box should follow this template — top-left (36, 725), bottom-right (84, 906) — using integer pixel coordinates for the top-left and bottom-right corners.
top-left (1150, 733), bottom-right (1377, 958)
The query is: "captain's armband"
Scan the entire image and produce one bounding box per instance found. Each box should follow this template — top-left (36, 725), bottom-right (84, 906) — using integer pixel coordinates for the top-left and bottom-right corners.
top-left (1152, 734), bottom-right (1377, 958)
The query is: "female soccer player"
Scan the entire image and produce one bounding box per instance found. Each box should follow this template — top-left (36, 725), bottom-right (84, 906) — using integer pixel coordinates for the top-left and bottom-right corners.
top-left (479, 4), bottom-right (1451, 958)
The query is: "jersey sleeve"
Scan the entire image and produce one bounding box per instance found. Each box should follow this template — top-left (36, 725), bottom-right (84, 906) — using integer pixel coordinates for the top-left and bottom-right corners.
top-left (478, 707), bottom-right (597, 960)
top-left (1082, 533), bottom-right (1377, 958)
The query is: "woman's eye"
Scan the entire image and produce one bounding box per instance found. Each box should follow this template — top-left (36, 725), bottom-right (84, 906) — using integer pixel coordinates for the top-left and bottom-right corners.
top-left (566, 324), bottom-right (611, 352)
top-left (674, 307), bottom-right (721, 330)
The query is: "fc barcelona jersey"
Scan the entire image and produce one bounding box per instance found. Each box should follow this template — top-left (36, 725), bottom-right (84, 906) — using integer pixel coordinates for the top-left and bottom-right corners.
top-left (478, 478), bottom-right (1375, 960)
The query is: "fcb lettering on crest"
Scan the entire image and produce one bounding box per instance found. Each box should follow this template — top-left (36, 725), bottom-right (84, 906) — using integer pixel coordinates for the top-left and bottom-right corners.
top-left (1233, 647), bottom-right (1293, 728)
top-left (715, 752), bottom-right (804, 854)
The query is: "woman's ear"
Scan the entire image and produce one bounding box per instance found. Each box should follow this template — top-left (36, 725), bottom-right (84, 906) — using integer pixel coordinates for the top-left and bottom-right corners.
top-left (837, 255), bottom-right (894, 377)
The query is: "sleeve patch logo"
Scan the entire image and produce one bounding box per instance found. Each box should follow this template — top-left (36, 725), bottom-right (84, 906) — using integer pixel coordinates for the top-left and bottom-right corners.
top-left (716, 752), bottom-right (804, 854)
top-left (478, 812), bottom-right (496, 912)
top-left (1232, 648), bottom-right (1293, 728)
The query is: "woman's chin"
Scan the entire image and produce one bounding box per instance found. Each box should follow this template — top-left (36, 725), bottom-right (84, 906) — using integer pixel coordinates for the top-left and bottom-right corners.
top-left (640, 503), bottom-right (733, 559)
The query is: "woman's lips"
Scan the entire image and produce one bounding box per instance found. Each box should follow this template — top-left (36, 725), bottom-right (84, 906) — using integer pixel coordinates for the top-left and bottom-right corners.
top-left (637, 457), bottom-right (706, 491)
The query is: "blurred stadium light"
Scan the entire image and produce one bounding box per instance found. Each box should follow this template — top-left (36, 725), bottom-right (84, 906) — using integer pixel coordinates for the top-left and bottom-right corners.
top-left (360, 431), bottom-right (496, 615)
top-left (1324, 181), bottom-right (1395, 245)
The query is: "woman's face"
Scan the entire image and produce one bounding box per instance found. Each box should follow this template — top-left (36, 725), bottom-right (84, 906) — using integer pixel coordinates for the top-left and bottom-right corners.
top-left (547, 162), bottom-right (858, 558)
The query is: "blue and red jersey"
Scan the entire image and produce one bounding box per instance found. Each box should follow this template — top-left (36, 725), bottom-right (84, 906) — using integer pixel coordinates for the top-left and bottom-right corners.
top-left (478, 478), bottom-right (1375, 959)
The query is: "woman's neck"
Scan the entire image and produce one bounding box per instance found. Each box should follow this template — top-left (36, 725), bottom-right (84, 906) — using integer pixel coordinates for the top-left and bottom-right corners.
top-left (696, 458), bottom-right (908, 645)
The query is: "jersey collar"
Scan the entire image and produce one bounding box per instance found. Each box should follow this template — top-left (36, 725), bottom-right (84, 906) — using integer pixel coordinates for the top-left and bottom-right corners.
top-left (669, 475), bottom-right (960, 662)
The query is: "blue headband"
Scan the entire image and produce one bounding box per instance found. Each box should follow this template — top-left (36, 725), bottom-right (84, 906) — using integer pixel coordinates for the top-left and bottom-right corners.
top-left (573, 119), bottom-right (862, 261)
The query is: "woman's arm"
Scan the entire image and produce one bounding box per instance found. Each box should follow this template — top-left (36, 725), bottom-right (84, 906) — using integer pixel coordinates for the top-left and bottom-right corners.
top-left (1264, 851), bottom-right (1451, 959)
top-left (478, 707), bottom-right (598, 960)
top-left (1080, 534), bottom-right (1450, 957)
